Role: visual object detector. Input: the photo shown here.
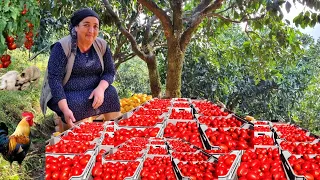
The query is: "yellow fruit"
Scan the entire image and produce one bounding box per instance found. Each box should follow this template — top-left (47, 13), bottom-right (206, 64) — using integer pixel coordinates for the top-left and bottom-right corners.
top-left (120, 94), bottom-right (152, 113)
top-left (53, 132), bottom-right (61, 137)
top-left (245, 116), bottom-right (255, 121)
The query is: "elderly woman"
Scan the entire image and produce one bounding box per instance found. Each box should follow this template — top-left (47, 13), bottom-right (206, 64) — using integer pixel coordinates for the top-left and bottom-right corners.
top-left (46, 8), bottom-right (121, 131)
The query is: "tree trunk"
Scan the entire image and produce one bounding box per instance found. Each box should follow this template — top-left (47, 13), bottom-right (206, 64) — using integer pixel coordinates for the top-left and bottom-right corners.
top-left (146, 55), bottom-right (162, 98)
top-left (165, 39), bottom-right (184, 98)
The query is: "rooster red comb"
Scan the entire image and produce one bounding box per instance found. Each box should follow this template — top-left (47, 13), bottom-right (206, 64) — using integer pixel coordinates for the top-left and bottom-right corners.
top-left (22, 111), bottom-right (34, 120)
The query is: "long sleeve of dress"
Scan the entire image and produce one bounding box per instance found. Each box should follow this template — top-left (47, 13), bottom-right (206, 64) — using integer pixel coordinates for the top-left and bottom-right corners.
top-left (100, 46), bottom-right (116, 85)
top-left (47, 42), bottom-right (67, 102)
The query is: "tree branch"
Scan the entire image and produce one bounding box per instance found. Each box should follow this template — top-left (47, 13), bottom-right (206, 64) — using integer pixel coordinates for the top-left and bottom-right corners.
top-left (102, 0), bottom-right (147, 61)
top-left (114, 53), bottom-right (136, 69)
top-left (28, 46), bottom-right (50, 61)
top-left (192, 0), bottom-right (212, 16)
top-left (137, 0), bottom-right (173, 38)
top-left (124, 53), bottom-right (136, 61)
top-left (170, 0), bottom-right (183, 34)
top-left (143, 16), bottom-right (157, 46)
top-left (180, 0), bottom-right (224, 51)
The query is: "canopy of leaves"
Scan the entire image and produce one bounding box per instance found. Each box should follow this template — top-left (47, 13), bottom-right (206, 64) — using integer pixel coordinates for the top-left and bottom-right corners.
top-left (178, 22), bottom-right (320, 132)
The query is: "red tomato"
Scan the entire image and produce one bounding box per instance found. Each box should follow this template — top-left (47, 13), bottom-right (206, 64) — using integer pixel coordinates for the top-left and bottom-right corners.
top-left (92, 165), bottom-right (103, 177)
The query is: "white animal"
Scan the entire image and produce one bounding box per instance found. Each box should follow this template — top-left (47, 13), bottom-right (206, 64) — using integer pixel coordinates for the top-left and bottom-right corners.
top-left (0, 71), bottom-right (20, 90)
top-left (17, 65), bottom-right (41, 85)
top-left (20, 82), bottom-right (31, 91)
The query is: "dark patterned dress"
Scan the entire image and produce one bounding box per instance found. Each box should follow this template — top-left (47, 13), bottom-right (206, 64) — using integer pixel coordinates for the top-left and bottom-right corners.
top-left (47, 42), bottom-right (120, 123)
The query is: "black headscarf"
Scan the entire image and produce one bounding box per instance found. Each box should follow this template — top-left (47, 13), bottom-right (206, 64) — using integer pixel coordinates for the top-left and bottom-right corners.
top-left (70, 8), bottom-right (100, 28)
top-left (69, 8), bottom-right (100, 54)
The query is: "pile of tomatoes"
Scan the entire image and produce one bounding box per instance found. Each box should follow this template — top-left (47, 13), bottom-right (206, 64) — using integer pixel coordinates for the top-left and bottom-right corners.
top-left (91, 161), bottom-right (140, 179)
top-left (148, 146), bottom-right (168, 154)
top-left (198, 116), bottom-right (242, 128)
top-left (164, 122), bottom-right (203, 148)
top-left (287, 154), bottom-right (320, 179)
top-left (177, 154), bottom-right (237, 179)
top-left (140, 157), bottom-right (176, 180)
top-left (118, 115), bottom-right (163, 126)
top-left (45, 140), bottom-right (96, 154)
top-left (237, 148), bottom-right (287, 180)
top-left (169, 109), bottom-right (193, 120)
top-left (46, 154), bottom-right (91, 180)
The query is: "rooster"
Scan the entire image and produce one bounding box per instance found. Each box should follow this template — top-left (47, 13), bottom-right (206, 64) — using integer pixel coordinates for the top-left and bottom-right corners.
top-left (0, 111), bottom-right (34, 167)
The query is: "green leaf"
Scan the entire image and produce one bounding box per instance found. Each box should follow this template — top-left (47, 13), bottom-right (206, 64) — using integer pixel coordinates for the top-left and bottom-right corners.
top-left (243, 41), bottom-right (250, 48)
top-left (234, 11), bottom-right (239, 19)
top-left (10, 8), bottom-right (19, 21)
top-left (304, 11), bottom-right (310, 18)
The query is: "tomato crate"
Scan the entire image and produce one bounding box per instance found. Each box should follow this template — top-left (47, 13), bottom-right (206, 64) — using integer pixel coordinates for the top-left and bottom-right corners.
top-left (169, 149), bottom-right (212, 162)
top-left (166, 138), bottom-right (199, 152)
top-left (276, 139), bottom-right (320, 155)
top-left (114, 111), bottom-right (166, 128)
top-left (163, 121), bottom-right (206, 149)
top-left (45, 138), bottom-right (98, 155)
top-left (88, 156), bottom-right (144, 180)
top-left (45, 150), bottom-right (96, 180)
top-left (253, 132), bottom-right (277, 147)
top-left (102, 147), bottom-right (147, 161)
top-left (281, 150), bottom-right (320, 180)
top-left (172, 150), bottom-right (241, 180)
top-left (138, 99), bottom-right (172, 111)
top-left (114, 123), bottom-right (164, 138)
top-left (137, 155), bottom-right (178, 180)
top-left (69, 121), bottom-right (105, 133)
top-left (122, 137), bottom-right (150, 148)
top-left (55, 130), bottom-right (103, 144)
top-left (147, 144), bottom-right (169, 155)
top-left (172, 101), bottom-right (191, 108)
top-left (253, 124), bottom-right (272, 132)
top-left (275, 130), bottom-right (318, 143)
top-left (198, 124), bottom-right (253, 150)
top-left (167, 107), bottom-right (195, 120)
top-left (234, 147), bottom-right (290, 180)
top-left (194, 114), bottom-right (248, 129)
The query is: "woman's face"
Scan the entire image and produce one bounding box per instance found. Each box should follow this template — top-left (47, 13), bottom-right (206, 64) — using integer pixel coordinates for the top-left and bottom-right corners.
top-left (75, 16), bottom-right (99, 44)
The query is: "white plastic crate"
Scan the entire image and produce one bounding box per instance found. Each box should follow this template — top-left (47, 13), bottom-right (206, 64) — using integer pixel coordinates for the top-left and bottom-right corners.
top-left (172, 150), bottom-right (241, 180)
top-left (45, 150), bottom-right (96, 180)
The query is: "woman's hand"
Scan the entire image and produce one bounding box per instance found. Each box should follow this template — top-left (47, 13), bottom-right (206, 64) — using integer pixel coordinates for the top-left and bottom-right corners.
top-left (58, 99), bottom-right (76, 127)
top-left (89, 80), bottom-right (109, 109)
top-left (63, 108), bottom-right (76, 128)
top-left (89, 86), bottom-right (105, 109)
